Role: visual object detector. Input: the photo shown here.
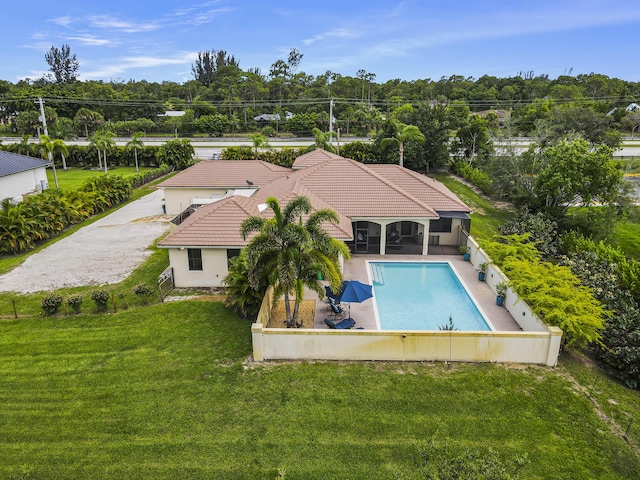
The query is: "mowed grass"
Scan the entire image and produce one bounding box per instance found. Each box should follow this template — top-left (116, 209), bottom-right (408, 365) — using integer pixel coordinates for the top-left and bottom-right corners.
top-left (47, 166), bottom-right (158, 191)
top-left (0, 301), bottom-right (638, 479)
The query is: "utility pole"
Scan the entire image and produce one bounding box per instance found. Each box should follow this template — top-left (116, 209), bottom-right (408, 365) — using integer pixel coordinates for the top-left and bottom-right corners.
top-left (329, 98), bottom-right (334, 147)
top-left (37, 97), bottom-right (58, 188)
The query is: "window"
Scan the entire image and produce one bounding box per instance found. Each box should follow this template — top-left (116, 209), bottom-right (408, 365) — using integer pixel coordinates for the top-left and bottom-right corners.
top-left (227, 249), bottom-right (241, 268)
top-left (187, 248), bottom-right (203, 271)
top-left (430, 218), bottom-right (452, 233)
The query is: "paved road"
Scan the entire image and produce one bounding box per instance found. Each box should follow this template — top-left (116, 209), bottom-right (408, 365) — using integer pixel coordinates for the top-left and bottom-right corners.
top-left (0, 190), bottom-right (169, 293)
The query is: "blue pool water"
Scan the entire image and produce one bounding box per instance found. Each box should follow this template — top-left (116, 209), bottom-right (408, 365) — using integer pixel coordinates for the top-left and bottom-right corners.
top-left (369, 262), bottom-right (491, 331)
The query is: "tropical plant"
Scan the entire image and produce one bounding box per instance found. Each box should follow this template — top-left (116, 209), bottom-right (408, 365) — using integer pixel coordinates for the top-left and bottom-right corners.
top-left (379, 118), bottom-right (425, 168)
top-left (308, 127), bottom-right (336, 153)
top-left (224, 251), bottom-right (269, 319)
top-left (247, 133), bottom-right (270, 160)
top-left (126, 132), bottom-right (144, 172)
top-left (240, 196), bottom-right (350, 327)
top-left (156, 139), bottom-right (194, 170)
top-left (89, 129), bottom-right (116, 173)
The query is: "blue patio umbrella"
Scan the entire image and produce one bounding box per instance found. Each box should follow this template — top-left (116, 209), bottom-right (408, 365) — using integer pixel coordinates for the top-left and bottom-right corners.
top-left (340, 280), bottom-right (373, 317)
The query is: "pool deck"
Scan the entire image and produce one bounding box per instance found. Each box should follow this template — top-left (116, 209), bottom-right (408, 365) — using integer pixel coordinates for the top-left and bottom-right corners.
top-left (313, 254), bottom-right (522, 331)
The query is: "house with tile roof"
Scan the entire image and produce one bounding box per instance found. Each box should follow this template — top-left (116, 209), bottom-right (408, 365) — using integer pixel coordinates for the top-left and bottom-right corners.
top-left (0, 150), bottom-right (51, 202)
top-left (157, 150), bottom-right (471, 288)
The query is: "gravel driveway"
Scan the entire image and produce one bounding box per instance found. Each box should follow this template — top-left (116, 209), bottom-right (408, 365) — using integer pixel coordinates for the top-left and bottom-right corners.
top-left (0, 190), bottom-right (170, 293)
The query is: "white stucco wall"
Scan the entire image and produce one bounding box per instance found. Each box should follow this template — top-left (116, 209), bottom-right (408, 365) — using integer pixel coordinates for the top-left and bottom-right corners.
top-left (252, 324), bottom-right (563, 366)
top-left (0, 168), bottom-right (48, 202)
top-left (168, 247), bottom-right (230, 288)
top-left (162, 187), bottom-right (228, 215)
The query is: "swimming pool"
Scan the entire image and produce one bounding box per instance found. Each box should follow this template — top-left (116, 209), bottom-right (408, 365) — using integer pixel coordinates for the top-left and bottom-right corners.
top-left (369, 261), bottom-right (493, 331)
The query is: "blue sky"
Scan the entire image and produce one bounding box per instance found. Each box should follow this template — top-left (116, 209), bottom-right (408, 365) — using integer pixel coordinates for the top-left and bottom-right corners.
top-left (3, 0), bottom-right (640, 84)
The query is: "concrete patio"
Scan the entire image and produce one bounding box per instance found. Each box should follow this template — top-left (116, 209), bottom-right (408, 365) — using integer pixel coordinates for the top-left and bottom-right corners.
top-left (314, 253), bottom-right (522, 331)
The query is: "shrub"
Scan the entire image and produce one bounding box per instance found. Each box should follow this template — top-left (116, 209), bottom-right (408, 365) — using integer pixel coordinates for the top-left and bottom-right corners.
top-left (41, 293), bottom-right (63, 316)
top-left (500, 209), bottom-right (559, 257)
top-left (90, 289), bottom-right (111, 312)
top-left (66, 295), bottom-right (83, 314)
top-left (451, 161), bottom-right (495, 195)
top-left (133, 283), bottom-right (155, 304)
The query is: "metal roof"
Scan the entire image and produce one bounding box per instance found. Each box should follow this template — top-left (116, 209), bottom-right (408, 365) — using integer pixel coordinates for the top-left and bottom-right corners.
top-left (0, 150), bottom-right (51, 178)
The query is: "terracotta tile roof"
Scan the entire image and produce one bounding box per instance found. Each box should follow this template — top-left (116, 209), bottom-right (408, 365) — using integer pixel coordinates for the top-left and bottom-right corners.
top-left (157, 160), bottom-right (290, 188)
top-left (366, 164), bottom-right (471, 212)
top-left (160, 150), bottom-right (471, 248)
top-left (254, 182), bottom-right (353, 239)
top-left (159, 196), bottom-right (260, 247)
top-left (159, 186), bottom-right (353, 248)
top-left (265, 156), bottom-right (441, 218)
top-left (292, 149), bottom-right (344, 169)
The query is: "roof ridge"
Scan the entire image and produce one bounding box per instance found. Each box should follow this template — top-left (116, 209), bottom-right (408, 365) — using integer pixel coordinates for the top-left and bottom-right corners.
top-left (346, 159), bottom-right (439, 216)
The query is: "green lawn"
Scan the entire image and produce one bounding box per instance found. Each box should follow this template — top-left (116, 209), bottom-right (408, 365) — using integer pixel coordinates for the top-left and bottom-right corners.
top-left (0, 301), bottom-right (638, 479)
top-left (1, 171), bottom-right (639, 478)
top-left (431, 172), bottom-right (515, 243)
top-left (47, 166), bottom-right (158, 191)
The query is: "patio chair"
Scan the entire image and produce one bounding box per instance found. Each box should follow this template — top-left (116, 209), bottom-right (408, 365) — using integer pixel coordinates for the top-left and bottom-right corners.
top-left (324, 317), bottom-right (356, 329)
top-left (324, 285), bottom-right (343, 304)
top-left (328, 301), bottom-right (347, 318)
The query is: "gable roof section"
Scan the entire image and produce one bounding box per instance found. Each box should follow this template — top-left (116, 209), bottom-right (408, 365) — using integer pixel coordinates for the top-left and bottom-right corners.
top-left (159, 196), bottom-right (260, 247)
top-left (292, 149), bottom-right (344, 169)
top-left (271, 156), bottom-right (441, 218)
top-left (254, 180), bottom-right (353, 239)
top-left (0, 151), bottom-right (51, 178)
top-left (159, 185), bottom-right (354, 249)
top-left (157, 160), bottom-right (291, 189)
top-left (366, 164), bottom-right (471, 212)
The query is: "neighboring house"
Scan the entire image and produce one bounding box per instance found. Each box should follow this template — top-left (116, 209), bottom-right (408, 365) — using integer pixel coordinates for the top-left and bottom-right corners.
top-left (0, 150), bottom-right (51, 202)
top-left (157, 149), bottom-right (471, 288)
top-left (253, 112), bottom-right (294, 122)
top-left (157, 110), bottom-right (186, 117)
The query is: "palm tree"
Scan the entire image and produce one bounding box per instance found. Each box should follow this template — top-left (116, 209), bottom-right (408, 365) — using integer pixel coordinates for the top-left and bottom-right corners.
top-left (240, 196), bottom-right (350, 327)
top-left (380, 119), bottom-right (426, 168)
top-left (39, 134), bottom-right (67, 188)
top-left (310, 127), bottom-right (336, 153)
top-left (40, 134), bottom-right (69, 172)
top-left (247, 133), bottom-right (270, 160)
top-left (90, 130), bottom-right (116, 174)
top-left (126, 132), bottom-right (144, 172)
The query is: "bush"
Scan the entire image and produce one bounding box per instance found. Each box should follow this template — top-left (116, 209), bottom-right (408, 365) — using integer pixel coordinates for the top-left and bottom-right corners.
top-left (133, 283), bottom-right (155, 304)
top-left (500, 209), bottom-right (559, 257)
top-left (41, 293), bottom-right (63, 316)
top-left (451, 161), bottom-right (495, 195)
top-left (90, 289), bottom-right (111, 312)
top-left (66, 295), bottom-right (83, 314)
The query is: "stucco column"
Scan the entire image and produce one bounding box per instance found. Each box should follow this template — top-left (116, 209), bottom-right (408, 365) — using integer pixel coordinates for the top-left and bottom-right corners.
top-left (421, 221), bottom-right (430, 255)
top-left (251, 323), bottom-right (264, 361)
top-left (380, 223), bottom-right (388, 255)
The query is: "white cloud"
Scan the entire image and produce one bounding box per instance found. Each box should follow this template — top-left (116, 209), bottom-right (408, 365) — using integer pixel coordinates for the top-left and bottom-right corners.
top-left (88, 15), bottom-right (160, 33)
top-left (52, 16), bottom-right (73, 27)
top-left (66, 35), bottom-right (114, 47)
top-left (303, 28), bottom-right (361, 46)
top-left (183, 7), bottom-right (233, 26)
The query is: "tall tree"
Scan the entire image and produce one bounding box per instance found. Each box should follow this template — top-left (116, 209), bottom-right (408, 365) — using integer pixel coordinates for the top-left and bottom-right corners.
top-left (533, 139), bottom-right (624, 215)
top-left (126, 132), bottom-right (144, 172)
top-left (45, 44), bottom-right (79, 84)
top-left (191, 49), bottom-right (238, 86)
top-left (240, 196), bottom-right (349, 327)
top-left (380, 119), bottom-right (425, 168)
top-left (89, 130), bottom-right (116, 174)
